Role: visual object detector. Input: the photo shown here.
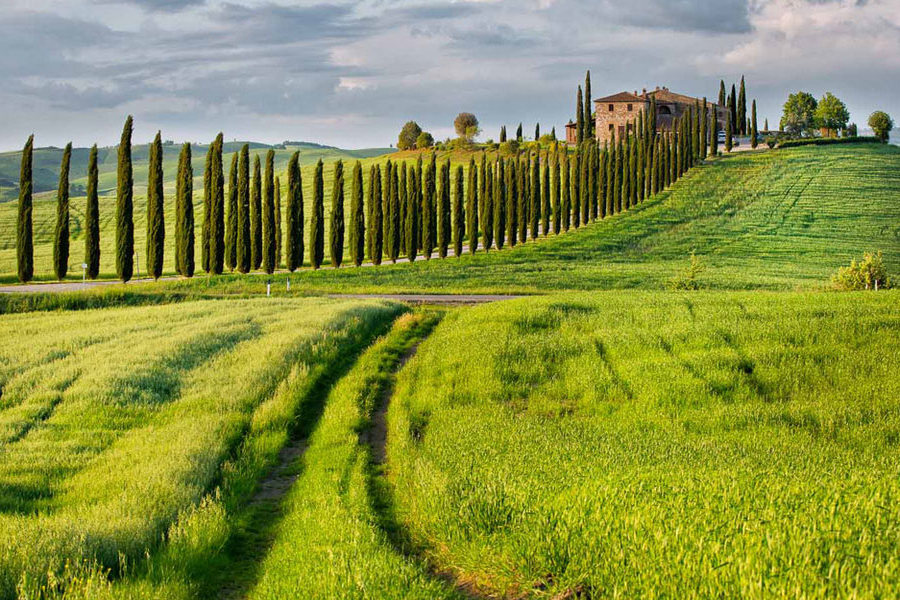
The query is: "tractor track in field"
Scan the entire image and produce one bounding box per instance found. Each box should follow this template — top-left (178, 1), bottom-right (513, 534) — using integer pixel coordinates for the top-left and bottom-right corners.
top-left (361, 335), bottom-right (486, 600)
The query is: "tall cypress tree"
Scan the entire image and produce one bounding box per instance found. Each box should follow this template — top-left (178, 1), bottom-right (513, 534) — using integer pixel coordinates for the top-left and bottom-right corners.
top-left (701, 99), bottom-right (709, 160)
top-left (405, 163), bottom-right (418, 262)
top-left (372, 165), bottom-right (383, 265)
top-left (541, 151), bottom-right (550, 235)
top-left (251, 154), bottom-right (262, 270)
top-left (237, 145), bottom-right (251, 273)
top-left (576, 85), bottom-right (584, 145)
top-left (390, 163), bottom-right (401, 262)
top-left (500, 125), bottom-right (507, 143)
top-left (516, 123), bottom-right (523, 142)
top-left (275, 176), bottom-right (282, 269)
top-left (535, 123), bottom-right (540, 141)
top-left (751, 100), bottom-right (759, 149)
top-left (478, 152), bottom-right (487, 219)
top-left (330, 160), bottom-right (345, 267)
top-left (494, 158), bottom-right (505, 249)
top-left (598, 149), bottom-right (607, 218)
top-left (285, 152), bottom-right (303, 271)
top-left (438, 160), bottom-right (450, 258)
top-left (718, 81), bottom-right (727, 109)
top-left (482, 161), bottom-right (494, 251)
top-left (729, 84), bottom-right (737, 133)
top-left (382, 161), bottom-right (392, 256)
top-left (53, 142), bottom-right (71, 280)
top-left (210, 134), bottom-right (225, 274)
top-left (710, 112), bottom-right (719, 157)
top-left (517, 157), bottom-right (528, 241)
top-left (622, 137), bottom-right (631, 210)
top-left (262, 149), bottom-right (276, 274)
top-left (310, 159), bottom-right (325, 269)
top-left (530, 154), bottom-right (540, 239)
top-left (558, 151), bottom-right (568, 230)
top-left (225, 152), bottom-right (238, 271)
top-left (738, 75), bottom-right (747, 135)
top-left (201, 142), bottom-right (213, 273)
top-left (506, 158), bottom-right (517, 246)
top-left (605, 137), bottom-right (615, 217)
top-left (146, 131), bottom-right (165, 280)
top-left (366, 165), bottom-right (376, 260)
top-left (453, 165), bottom-right (464, 257)
top-left (466, 157), bottom-right (477, 254)
top-left (175, 142), bottom-right (193, 276)
top-left (16, 135), bottom-right (34, 283)
top-left (350, 161), bottom-right (365, 266)
top-left (428, 154), bottom-right (437, 247)
top-left (421, 160), bottom-right (433, 259)
top-left (725, 115), bottom-right (733, 153)
top-left (615, 136), bottom-right (624, 213)
top-left (115, 116), bottom-right (134, 282)
top-left (399, 162), bottom-right (407, 256)
top-left (85, 144), bottom-right (100, 279)
top-left (584, 70), bottom-right (593, 139)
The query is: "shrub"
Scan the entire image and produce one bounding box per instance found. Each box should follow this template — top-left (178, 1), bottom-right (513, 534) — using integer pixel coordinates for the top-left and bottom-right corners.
top-left (499, 139), bottom-right (519, 155)
top-left (667, 251), bottom-right (704, 290)
top-left (777, 136), bottom-right (880, 149)
top-left (832, 251), bottom-right (892, 290)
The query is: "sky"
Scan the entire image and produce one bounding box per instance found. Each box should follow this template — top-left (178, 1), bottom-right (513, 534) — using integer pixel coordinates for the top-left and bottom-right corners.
top-left (0, 0), bottom-right (898, 151)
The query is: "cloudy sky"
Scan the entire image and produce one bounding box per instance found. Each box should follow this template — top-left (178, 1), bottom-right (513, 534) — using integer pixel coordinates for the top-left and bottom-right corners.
top-left (0, 0), bottom-right (898, 150)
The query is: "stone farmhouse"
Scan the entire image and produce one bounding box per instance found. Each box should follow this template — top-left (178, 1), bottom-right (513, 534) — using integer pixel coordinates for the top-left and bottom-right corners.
top-left (566, 86), bottom-right (729, 146)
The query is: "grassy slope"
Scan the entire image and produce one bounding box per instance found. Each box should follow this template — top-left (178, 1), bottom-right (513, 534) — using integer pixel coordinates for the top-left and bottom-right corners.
top-left (0, 297), bottom-right (403, 599)
top-left (387, 291), bottom-right (900, 598)
top-left (0, 142), bottom-right (391, 281)
top-left (135, 143), bottom-right (898, 295)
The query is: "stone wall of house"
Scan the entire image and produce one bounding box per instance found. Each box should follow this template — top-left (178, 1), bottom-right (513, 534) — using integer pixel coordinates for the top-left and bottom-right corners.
top-left (594, 100), bottom-right (648, 145)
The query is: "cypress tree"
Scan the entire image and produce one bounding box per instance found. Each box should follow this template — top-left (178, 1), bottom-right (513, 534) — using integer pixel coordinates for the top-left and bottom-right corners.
top-left (466, 157), bottom-right (477, 254)
top-left (85, 144), bottom-right (100, 279)
top-left (718, 81), bottom-right (726, 109)
top-left (500, 125), bottom-right (507, 143)
top-left (560, 151), bottom-right (570, 230)
top-left (251, 154), bottom-right (262, 270)
top-left (530, 154), bottom-right (539, 238)
top-left (421, 160), bottom-right (433, 259)
top-left (650, 137), bottom-right (659, 195)
top-left (541, 152), bottom-right (550, 235)
top-left (516, 123), bottom-right (523, 142)
top-left (765, 118), bottom-right (769, 131)
top-left (517, 157), bottom-right (528, 241)
top-left (391, 163), bottom-right (401, 262)
top-left (202, 142), bottom-right (213, 273)
top-left (53, 142), bottom-right (72, 280)
top-left (482, 161), bottom-right (494, 251)
top-left (175, 142), bottom-right (193, 276)
top-left (309, 159), bottom-right (325, 269)
top-left (507, 158), bottom-right (517, 246)
top-left (551, 126), bottom-right (556, 140)
top-left (738, 75), bottom-right (747, 135)
top-left (701, 99), bottom-right (709, 160)
top-left (382, 161), bottom-right (392, 256)
top-left (453, 165), bottom-right (463, 257)
top-left (636, 142), bottom-right (644, 204)
top-left (622, 137), bottom-right (631, 210)
top-left (225, 152), bottom-right (237, 271)
top-left (331, 160), bottom-right (345, 267)
top-left (576, 85), bottom-right (584, 145)
top-left (262, 149), bottom-right (276, 274)
top-left (725, 115), bottom-right (733, 153)
top-left (535, 123), bottom-right (540, 140)
top-left (428, 154), bottom-right (437, 247)
top-left (710, 112), bottom-right (719, 157)
top-left (405, 163), bottom-right (418, 262)
top-left (599, 149), bottom-right (607, 218)
top-left (614, 136), bottom-right (623, 213)
top-left (366, 165), bottom-right (376, 260)
top-left (584, 70), bottom-right (593, 139)
top-left (350, 161), bottom-right (365, 266)
top-left (494, 158), bottom-right (505, 249)
top-left (605, 137), bottom-right (614, 216)
top-left (275, 176), bottom-right (282, 269)
top-left (570, 154), bottom-right (579, 225)
top-left (692, 103), bottom-right (701, 161)
top-left (115, 116), bottom-right (134, 282)
top-left (478, 152), bottom-right (486, 218)
top-left (751, 100), bottom-right (759, 149)
top-left (438, 160), bottom-right (450, 258)
top-left (237, 145), bottom-right (252, 273)
top-left (583, 145), bottom-right (592, 223)
top-left (146, 131), bottom-right (165, 280)
top-left (211, 134), bottom-right (225, 274)
top-left (399, 162), bottom-right (407, 256)
top-left (729, 84), bottom-right (737, 133)
top-left (372, 165), bottom-right (383, 265)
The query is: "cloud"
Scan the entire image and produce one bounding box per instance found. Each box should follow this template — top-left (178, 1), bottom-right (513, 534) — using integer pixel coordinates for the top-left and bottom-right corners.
top-left (93, 0), bottom-right (206, 11)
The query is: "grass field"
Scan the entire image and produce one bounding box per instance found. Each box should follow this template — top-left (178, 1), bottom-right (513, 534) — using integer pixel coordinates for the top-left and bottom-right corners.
top-left (0, 296), bottom-right (404, 598)
top-left (44, 142), bottom-right (892, 297)
top-left (385, 291), bottom-right (900, 598)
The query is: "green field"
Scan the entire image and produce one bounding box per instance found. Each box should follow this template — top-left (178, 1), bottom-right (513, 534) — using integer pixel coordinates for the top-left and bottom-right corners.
top-left (0, 297), bottom-right (404, 598)
top-left (2, 141), bottom-right (898, 599)
top-left (387, 291), bottom-right (900, 597)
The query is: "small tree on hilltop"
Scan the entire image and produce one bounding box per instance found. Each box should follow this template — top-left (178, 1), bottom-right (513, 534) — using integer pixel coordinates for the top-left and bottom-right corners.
top-left (815, 93), bottom-right (850, 138)
top-left (868, 111), bottom-right (894, 143)
top-left (454, 113), bottom-right (480, 141)
top-left (416, 131), bottom-right (434, 149)
top-left (781, 92), bottom-right (818, 137)
top-left (398, 121), bottom-right (422, 150)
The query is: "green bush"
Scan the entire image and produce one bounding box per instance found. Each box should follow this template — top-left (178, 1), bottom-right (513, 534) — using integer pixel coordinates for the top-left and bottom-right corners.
top-left (832, 251), bottom-right (892, 290)
top-left (667, 251), bottom-right (704, 290)
top-left (777, 136), bottom-right (880, 149)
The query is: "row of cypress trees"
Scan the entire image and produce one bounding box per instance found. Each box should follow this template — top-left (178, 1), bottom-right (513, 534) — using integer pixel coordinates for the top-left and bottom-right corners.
top-left (14, 101), bottom-right (725, 283)
top-left (718, 76), bottom-right (751, 136)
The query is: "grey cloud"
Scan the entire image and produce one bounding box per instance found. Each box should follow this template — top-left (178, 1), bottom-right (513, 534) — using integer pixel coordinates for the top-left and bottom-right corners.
top-left (93, 0), bottom-right (207, 11)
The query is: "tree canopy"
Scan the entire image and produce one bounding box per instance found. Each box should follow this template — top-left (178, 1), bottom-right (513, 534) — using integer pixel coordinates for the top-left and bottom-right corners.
top-left (398, 121), bottom-right (422, 150)
top-left (815, 93), bottom-right (850, 136)
top-left (416, 131), bottom-right (434, 149)
top-left (780, 91), bottom-right (818, 137)
top-left (454, 113), bottom-right (480, 141)
top-left (868, 111), bottom-right (894, 143)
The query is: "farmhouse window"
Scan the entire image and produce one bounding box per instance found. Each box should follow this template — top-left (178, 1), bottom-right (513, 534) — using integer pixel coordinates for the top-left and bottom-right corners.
top-left (609, 124), bottom-right (614, 132)
top-left (627, 104), bottom-right (633, 112)
top-left (608, 104), bottom-right (614, 112)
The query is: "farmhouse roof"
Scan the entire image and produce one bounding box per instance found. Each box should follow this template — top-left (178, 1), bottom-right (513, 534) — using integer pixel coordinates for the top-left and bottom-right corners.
top-left (594, 91), bottom-right (646, 103)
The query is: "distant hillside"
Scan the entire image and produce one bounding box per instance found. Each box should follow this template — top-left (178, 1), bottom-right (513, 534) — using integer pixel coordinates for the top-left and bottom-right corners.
top-left (0, 142), bottom-right (392, 203)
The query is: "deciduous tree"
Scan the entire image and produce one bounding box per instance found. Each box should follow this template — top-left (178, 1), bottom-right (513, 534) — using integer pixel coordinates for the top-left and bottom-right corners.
top-left (398, 121), bottom-right (422, 150)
